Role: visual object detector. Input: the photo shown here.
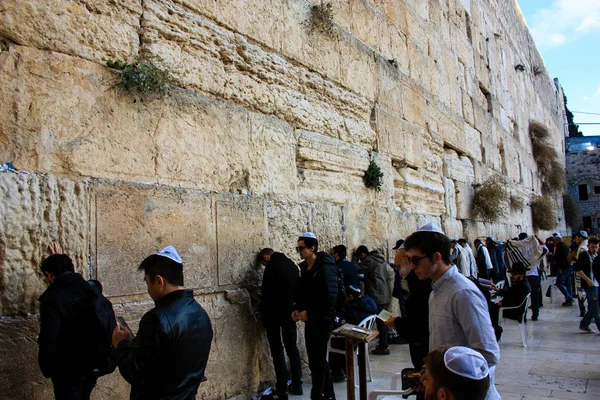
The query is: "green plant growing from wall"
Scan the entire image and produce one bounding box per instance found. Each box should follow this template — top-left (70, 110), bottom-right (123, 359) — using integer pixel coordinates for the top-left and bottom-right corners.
top-left (106, 56), bottom-right (174, 98)
top-left (510, 194), bottom-right (524, 211)
top-left (364, 161), bottom-right (384, 192)
top-left (531, 196), bottom-right (556, 230)
top-left (306, 1), bottom-right (336, 36)
top-left (563, 194), bottom-right (581, 229)
top-left (472, 175), bottom-right (506, 222)
top-left (529, 121), bottom-right (566, 193)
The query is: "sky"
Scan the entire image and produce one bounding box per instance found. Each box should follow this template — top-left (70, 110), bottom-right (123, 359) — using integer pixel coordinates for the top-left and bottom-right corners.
top-left (517, 0), bottom-right (600, 136)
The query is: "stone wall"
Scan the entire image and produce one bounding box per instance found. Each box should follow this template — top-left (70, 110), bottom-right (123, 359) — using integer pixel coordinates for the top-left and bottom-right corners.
top-left (0, 0), bottom-right (566, 398)
top-left (566, 137), bottom-right (600, 232)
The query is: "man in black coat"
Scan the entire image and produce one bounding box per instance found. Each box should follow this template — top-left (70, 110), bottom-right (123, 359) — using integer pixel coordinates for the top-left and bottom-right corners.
top-left (258, 248), bottom-right (303, 399)
top-left (112, 246), bottom-right (213, 400)
top-left (292, 232), bottom-right (338, 400)
top-left (38, 245), bottom-right (104, 399)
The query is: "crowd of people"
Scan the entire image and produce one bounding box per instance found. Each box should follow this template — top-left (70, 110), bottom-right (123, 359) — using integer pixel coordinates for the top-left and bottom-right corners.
top-left (37, 224), bottom-right (600, 400)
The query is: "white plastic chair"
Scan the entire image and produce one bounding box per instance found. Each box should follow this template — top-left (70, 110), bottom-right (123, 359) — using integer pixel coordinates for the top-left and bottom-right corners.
top-left (498, 293), bottom-right (530, 347)
top-left (328, 314), bottom-right (377, 387)
top-left (368, 367), bottom-right (414, 399)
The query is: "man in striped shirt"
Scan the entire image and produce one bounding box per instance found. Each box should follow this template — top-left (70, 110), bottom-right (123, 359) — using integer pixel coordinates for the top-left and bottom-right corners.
top-left (404, 223), bottom-right (500, 400)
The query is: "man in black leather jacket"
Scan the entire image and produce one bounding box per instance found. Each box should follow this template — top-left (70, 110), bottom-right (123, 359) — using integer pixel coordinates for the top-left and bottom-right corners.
top-left (292, 232), bottom-right (338, 400)
top-left (38, 246), bottom-right (103, 400)
top-left (112, 246), bottom-right (213, 400)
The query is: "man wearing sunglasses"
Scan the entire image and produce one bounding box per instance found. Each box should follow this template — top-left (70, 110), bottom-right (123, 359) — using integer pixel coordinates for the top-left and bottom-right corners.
top-left (292, 232), bottom-right (338, 400)
top-left (404, 223), bottom-right (500, 400)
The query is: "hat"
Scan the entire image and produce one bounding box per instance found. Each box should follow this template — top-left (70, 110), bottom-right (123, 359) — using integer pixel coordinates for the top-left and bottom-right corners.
top-left (486, 236), bottom-right (496, 243)
top-left (511, 261), bottom-right (526, 275)
top-left (347, 285), bottom-right (361, 295)
top-left (444, 346), bottom-right (489, 380)
top-left (553, 232), bottom-right (562, 239)
top-left (156, 245), bottom-right (183, 264)
top-left (417, 222), bottom-right (445, 235)
top-left (449, 238), bottom-right (457, 243)
top-left (392, 239), bottom-right (405, 250)
top-left (576, 231), bottom-right (589, 238)
top-left (300, 232), bottom-right (317, 239)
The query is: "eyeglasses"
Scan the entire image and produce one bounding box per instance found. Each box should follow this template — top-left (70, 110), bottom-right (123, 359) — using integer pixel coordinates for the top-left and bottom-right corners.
top-left (296, 246), bottom-right (306, 252)
top-left (407, 255), bottom-right (428, 266)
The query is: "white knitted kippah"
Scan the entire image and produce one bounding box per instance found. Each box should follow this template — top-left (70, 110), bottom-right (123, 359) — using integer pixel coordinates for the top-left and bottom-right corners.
top-left (155, 245), bottom-right (183, 264)
top-left (443, 346), bottom-right (489, 380)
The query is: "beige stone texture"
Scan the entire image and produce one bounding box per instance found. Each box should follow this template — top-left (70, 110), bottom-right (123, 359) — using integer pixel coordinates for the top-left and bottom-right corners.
top-left (93, 182), bottom-right (217, 297)
top-left (0, 173), bottom-right (89, 315)
top-left (0, 0), bottom-right (141, 64)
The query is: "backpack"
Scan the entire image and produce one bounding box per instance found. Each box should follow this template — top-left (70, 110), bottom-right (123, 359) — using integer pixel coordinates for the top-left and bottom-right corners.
top-left (87, 280), bottom-right (118, 375)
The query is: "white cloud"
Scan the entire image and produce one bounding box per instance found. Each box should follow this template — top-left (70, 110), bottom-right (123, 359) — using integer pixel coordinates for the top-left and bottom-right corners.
top-left (595, 87), bottom-right (600, 97)
top-left (524, 0), bottom-right (600, 49)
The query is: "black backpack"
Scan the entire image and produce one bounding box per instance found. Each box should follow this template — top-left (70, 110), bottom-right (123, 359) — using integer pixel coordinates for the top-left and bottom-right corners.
top-left (87, 280), bottom-right (118, 375)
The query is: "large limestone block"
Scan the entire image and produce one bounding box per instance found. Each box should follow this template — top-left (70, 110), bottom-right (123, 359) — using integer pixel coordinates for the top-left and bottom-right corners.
top-left (215, 195), bottom-right (267, 286)
top-left (266, 200), bottom-right (311, 260)
top-left (308, 203), bottom-right (344, 253)
top-left (0, 173), bottom-right (88, 315)
top-left (350, 0), bottom-right (380, 50)
top-left (442, 150), bottom-right (475, 183)
top-left (379, 0), bottom-right (409, 35)
top-left (443, 177), bottom-right (457, 218)
top-left (442, 216), bottom-right (464, 239)
top-left (378, 20), bottom-right (409, 75)
top-left (0, 0), bottom-right (141, 63)
top-left (248, 113), bottom-right (298, 198)
top-left (395, 168), bottom-right (445, 215)
top-left (93, 182), bottom-right (217, 297)
top-left (428, 104), bottom-right (466, 153)
top-left (345, 206), bottom-right (390, 254)
top-left (298, 169), bottom-right (370, 205)
top-left (0, 317), bottom-right (53, 399)
top-left (464, 123), bottom-right (483, 161)
top-left (196, 292), bottom-right (263, 398)
top-left (454, 180), bottom-right (474, 220)
top-left (143, 0), bottom-right (375, 146)
top-left (0, 45), bottom-right (158, 180)
top-left (297, 130), bottom-right (370, 174)
top-left (401, 83), bottom-right (429, 130)
top-left (376, 57), bottom-right (405, 117)
top-left (374, 106), bottom-right (423, 168)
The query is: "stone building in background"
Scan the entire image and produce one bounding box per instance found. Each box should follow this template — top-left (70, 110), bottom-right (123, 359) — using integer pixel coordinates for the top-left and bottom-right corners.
top-left (0, 0), bottom-right (567, 398)
top-left (566, 136), bottom-right (600, 233)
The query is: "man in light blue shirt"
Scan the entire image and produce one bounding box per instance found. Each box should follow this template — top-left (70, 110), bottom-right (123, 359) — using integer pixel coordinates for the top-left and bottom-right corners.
top-left (404, 223), bottom-right (500, 400)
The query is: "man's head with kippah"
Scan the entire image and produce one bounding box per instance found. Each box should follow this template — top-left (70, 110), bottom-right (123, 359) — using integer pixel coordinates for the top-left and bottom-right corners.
top-left (421, 346), bottom-right (490, 400)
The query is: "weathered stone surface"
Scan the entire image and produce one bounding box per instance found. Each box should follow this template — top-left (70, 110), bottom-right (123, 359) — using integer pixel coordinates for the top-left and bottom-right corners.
top-left (0, 0), bottom-right (141, 63)
top-left (0, 173), bottom-right (89, 315)
top-left (443, 150), bottom-right (475, 183)
top-left (94, 182), bottom-right (217, 297)
top-left (266, 199), bottom-right (311, 260)
top-left (143, 0), bottom-right (375, 147)
top-left (216, 196), bottom-right (267, 286)
top-left (443, 178), bottom-right (457, 218)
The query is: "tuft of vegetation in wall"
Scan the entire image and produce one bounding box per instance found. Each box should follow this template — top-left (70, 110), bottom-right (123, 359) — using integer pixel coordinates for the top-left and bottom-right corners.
top-left (306, 2), bottom-right (336, 36)
top-left (510, 194), bottom-right (524, 211)
top-left (531, 196), bottom-right (556, 230)
top-left (563, 194), bottom-right (581, 229)
top-left (529, 121), bottom-right (566, 193)
top-left (363, 161), bottom-right (384, 192)
top-left (472, 175), bottom-right (506, 222)
top-left (106, 56), bottom-right (174, 98)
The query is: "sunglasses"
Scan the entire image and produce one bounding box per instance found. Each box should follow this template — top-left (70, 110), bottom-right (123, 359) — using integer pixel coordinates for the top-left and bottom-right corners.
top-left (407, 255), bottom-right (428, 266)
top-left (296, 246), bottom-right (306, 252)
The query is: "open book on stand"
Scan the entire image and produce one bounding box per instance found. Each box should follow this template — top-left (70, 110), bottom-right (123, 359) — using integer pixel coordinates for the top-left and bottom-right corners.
top-left (332, 323), bottom-right (372, 341)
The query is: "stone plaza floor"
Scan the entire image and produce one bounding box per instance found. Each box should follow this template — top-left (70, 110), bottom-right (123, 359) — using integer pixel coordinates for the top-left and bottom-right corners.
top-left (290, 279), bottom-right (600, 400)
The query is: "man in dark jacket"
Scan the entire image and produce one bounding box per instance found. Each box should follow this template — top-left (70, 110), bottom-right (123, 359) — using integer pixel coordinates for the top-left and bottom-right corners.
top-left (553, 233), bottom-right (574, 306)
top-left (332, 245), bottom-right (359, 287)
top-left (355, 245), bottom-right (391, 355)
top-left (292, 232), bottom-right (338, 400)
top-left (258, 248), bottom-right (303, 398)
top-left (38, 245), bottom-right (105, 399)
top-left (112, 246), bottom-right (213, 400)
